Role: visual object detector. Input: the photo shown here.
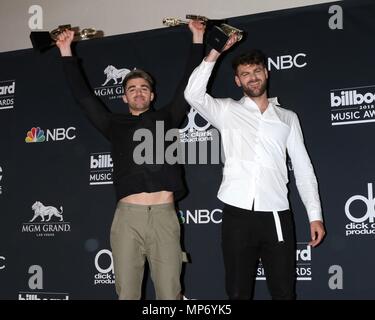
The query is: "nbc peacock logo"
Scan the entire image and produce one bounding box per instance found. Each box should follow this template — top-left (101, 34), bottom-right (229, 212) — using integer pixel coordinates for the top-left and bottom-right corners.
top-left (25, 127), bottom-right (45, 143)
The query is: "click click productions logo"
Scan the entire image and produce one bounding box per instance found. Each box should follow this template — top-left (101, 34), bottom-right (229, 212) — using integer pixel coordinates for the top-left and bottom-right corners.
top-left (21, 201), bottom-right (71, 237)
top-left (345, 183), bottom-right (375, 237)
top-left (257, 243), bottom-right (312, 281)
top-left (179, 108), bottom-right (213, 143)
top-left (330, 85), bottom-right (375, 126)
top-left (18, 265), bottom-right (69, 300)
top-left (94, 65), bottom-right (131, 100)
top-left (0, 79), bottom-right (15, 110)
top-left (94, 249), bottom-right (115, 285)
top-left (25, 126), bottom-right (76, 143)
top-left (89, 152), bottom-right (113, 185)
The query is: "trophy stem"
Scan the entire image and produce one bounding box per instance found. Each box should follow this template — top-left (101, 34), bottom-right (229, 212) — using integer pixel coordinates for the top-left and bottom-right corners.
top-left (162, 18), bottom-right (189, 27)
top-left (163, 14), bottom-right (209, 27)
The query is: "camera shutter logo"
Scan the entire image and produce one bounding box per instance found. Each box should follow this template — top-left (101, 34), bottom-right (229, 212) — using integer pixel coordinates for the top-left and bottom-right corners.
top-left (179, 108), bottom-right (211, 134)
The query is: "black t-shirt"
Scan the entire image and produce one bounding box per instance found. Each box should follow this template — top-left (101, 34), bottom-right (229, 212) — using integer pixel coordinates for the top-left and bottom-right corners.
top-left (61, 44), bottom-right (204, 201)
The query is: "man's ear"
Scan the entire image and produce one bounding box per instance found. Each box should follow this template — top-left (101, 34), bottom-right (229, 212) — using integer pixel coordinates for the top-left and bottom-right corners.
top-left (234, 75), bottom-right (241, 87)
top-left (122, 94), bottom-right (128, 104)
top-left (150, 92), bottom-right (154, 102)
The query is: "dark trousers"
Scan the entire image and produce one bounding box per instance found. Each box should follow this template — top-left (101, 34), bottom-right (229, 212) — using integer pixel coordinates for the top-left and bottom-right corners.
top-left (221, 204), bottom-right (296, 300)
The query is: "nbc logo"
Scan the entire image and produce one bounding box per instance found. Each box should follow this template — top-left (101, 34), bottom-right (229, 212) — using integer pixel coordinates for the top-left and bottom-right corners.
top-left (267, 53), bottom-right (307, 71)
top-left (25, 127), bottom-right (45, 143)
top-left (178, 209), bottom-right (222, 224)
top-left (25, 126), bottom-right (76, 143)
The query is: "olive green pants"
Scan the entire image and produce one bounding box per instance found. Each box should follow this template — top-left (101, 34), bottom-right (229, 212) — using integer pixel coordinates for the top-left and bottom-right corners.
top-left (110, 202), bottom-right (185, 300)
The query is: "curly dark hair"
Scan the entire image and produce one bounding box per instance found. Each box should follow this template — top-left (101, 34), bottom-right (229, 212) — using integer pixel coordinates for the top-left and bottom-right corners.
top-left (232, 49), bottom-right (267, 73)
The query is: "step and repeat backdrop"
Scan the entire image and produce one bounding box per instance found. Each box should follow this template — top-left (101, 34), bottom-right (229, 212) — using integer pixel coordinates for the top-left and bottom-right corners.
top-left (0, 0), bottom-right (374, 299)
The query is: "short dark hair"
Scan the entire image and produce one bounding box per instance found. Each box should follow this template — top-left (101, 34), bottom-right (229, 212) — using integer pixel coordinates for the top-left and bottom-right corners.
top-left (122, 69), bottom-right (154, 91)
top-left (232, 49), bottom-right (267, 73)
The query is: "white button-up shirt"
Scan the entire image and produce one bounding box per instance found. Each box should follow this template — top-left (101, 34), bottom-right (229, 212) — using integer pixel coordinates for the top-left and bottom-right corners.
top-left (184, 59), bottom-right (322, 222)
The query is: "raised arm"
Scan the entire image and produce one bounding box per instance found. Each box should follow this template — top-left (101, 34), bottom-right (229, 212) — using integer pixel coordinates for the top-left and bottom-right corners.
top-left (184, 34), bottom-right (238, 129)
top-left (56, 30), bottom-right (111, 139)
top-left (163, 20), bottom-right (205, 127)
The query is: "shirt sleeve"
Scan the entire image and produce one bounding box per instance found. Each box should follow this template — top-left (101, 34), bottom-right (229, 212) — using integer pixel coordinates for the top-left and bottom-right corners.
top-left (162, 43), bottom-right (204, 127)
top-left (287, 113), bottom-right (323, 222)
top-left (61, 56), bottom-right (111, 139)
top-left (184, 59), bottom-right (226, 130)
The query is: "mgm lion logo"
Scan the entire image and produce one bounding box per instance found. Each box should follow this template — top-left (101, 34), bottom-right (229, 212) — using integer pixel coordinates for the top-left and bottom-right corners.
top-left (102, 65), bottom-right (131, 86)
top-left (30, 201), bottom-right (64, 222)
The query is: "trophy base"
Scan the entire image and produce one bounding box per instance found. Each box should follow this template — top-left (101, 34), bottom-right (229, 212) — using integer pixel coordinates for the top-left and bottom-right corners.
top-left (207, 26), bottom-right (229, 52)
top-left (30, 31), bottom-right (53, 52)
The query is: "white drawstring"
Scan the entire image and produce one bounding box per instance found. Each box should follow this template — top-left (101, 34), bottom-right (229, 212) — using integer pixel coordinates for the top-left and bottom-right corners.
top-left (272, 211), bottom-right (284, 242)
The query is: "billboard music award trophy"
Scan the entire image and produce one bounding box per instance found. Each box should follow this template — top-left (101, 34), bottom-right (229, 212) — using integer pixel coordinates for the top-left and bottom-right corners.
top-left (163, 14), bottom-right (243, 52)
top-left (30, 24), bottom-right (103, 52)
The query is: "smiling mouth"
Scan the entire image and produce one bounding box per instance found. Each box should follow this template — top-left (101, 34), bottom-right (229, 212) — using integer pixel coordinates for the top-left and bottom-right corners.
top-left (249, 82), bottom-right (260, 89)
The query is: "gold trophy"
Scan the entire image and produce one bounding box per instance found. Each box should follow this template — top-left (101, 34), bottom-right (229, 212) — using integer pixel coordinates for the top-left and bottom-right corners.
top-left (30, 24), bottom-right (103, 52)
top-left (215, 23), bottom-right (243, 42)
top-left (163, 14), bottom-right (243, 51)
top-left (162, 14), bottom-right (209, 27)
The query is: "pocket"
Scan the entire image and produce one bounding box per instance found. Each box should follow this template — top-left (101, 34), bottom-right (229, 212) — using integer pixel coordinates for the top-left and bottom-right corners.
top-left (110, 208), bottom-right (121, 235)
top-left (170, 210), bottom-right (181, 233)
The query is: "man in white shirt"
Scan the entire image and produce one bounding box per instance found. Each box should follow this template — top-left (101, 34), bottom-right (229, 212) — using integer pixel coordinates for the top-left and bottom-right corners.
top-left (184, 36), bottom-right (325, 300)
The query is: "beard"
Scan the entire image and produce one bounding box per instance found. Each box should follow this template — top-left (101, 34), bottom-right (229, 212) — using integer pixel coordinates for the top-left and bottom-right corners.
top-left (243, 80), bottom-right (267, 98)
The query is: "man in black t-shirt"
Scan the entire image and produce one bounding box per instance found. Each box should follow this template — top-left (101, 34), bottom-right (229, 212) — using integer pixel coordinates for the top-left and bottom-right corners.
top-left (56, 20), bottom-right (205, 300)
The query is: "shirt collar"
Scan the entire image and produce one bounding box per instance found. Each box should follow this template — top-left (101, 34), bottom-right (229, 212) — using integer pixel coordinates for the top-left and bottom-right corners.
top-left (126, 107), bottom-right (154, 118)
top-left (239, 96), bottom-right (280, 109)
top-left (268, 97), bottom-right (280, 106)
top-left (239, 96), bottom-right (257, 109)
top-left (264, 97), bottom-right (282, 122)
top-left (239, 96), bottom-right (281, 122)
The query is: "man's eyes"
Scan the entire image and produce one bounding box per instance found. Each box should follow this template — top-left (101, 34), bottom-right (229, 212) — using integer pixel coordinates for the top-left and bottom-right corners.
top-left (128, 87), bottom-right (150, 93)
